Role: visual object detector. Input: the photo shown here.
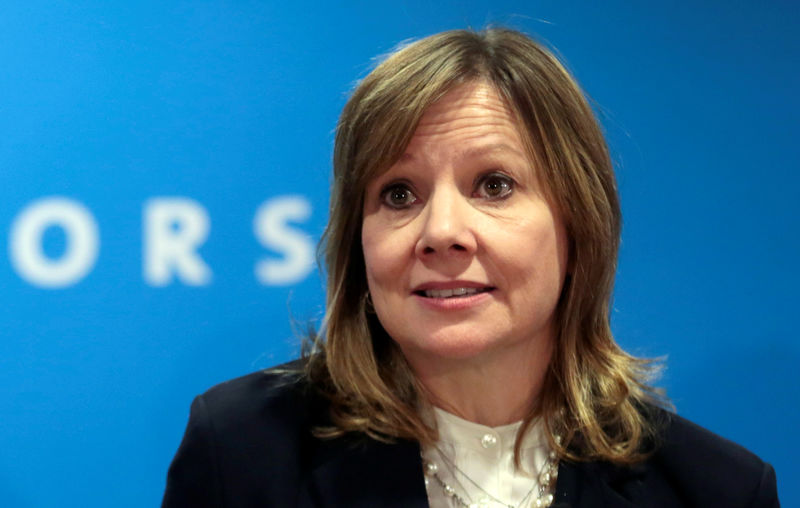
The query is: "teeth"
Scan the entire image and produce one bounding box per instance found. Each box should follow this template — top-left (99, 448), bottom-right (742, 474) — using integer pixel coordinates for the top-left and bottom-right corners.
top-left (424, 287), bottom-right (483, 298)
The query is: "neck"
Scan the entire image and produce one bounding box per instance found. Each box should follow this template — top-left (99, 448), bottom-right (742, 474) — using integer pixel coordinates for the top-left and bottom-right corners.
top-left (405, 335), bottom-right (552, 427)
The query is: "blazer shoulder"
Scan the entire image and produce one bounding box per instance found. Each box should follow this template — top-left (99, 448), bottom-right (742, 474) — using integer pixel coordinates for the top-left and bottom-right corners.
top-left (199, 359), bottom-right (323, 434)
top-left (658, 411), bottom-right (765, 473)
top-left (651, 410), bottom-right (779, 507)
top-left (162, 360), bottom-right (326, 508)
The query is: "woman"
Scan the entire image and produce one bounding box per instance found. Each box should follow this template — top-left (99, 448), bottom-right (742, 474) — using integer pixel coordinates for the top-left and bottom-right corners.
top-left (162, 28), bottom-right (779, 507)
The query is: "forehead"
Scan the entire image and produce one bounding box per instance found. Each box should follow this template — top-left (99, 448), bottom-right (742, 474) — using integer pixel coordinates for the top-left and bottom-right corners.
top-left (403, 81), bottom-right (526, 154)
top-left (394, 81), bottom-right (529, 167)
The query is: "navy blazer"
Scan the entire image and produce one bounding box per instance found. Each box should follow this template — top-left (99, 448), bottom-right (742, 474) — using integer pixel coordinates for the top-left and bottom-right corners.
top-left (162, 368), bottom-right (780, 507)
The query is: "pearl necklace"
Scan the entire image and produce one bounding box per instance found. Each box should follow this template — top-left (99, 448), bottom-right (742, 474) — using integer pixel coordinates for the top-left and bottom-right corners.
top-left (422, 444), bottom-right (559, 508)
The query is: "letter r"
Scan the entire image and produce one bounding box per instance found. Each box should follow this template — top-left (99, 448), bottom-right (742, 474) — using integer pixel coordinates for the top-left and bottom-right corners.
top-left (143, 198), bottom-right (212, 286)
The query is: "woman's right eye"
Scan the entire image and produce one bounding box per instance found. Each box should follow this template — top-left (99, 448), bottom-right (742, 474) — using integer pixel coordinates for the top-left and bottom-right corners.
top-left (380, 183), bottom-right (417, 209)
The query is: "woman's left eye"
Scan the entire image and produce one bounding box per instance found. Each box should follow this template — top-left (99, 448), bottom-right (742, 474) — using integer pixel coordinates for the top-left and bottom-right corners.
top-left (475, 173), bottom-right (514, 199)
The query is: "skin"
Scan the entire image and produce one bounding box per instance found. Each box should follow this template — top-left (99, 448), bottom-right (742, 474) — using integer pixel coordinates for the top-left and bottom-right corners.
top-left (361, 81), bottom-right (569, 427)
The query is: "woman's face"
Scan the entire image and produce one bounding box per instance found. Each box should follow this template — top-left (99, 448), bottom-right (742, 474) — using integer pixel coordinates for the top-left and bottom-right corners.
top-left (361, 81), bottom-right (569, 371)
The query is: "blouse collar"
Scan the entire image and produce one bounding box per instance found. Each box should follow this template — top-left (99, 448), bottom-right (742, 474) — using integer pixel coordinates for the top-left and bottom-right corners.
top-left (431, 406), bottom-right (548, 455)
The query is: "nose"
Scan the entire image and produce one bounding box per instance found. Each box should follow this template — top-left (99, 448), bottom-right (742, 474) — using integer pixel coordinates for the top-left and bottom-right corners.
top-left (414, 188), bottom-right (477, 259)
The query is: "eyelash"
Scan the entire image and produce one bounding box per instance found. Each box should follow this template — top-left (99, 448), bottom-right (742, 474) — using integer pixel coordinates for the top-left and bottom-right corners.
top-left (378, 172), bottom-right (515, 209)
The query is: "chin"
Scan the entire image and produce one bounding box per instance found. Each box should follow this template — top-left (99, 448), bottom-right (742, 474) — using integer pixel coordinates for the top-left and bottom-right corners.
top-left (400, 331), bottom-right (508, 363)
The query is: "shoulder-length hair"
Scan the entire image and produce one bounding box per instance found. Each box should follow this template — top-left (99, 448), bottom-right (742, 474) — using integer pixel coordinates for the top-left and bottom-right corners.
top-left (307, 27), bottom-right (666, 464)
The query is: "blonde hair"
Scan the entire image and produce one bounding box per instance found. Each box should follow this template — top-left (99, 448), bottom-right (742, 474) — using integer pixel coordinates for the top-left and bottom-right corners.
top-left (307, 27), bottom-right (667, 464)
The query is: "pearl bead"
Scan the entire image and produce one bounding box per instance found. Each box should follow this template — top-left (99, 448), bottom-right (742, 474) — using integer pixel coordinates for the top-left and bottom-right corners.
top-left (444, 484), bottom-right (455, 497)
top-left (425, 462), bottom-right (438, 475)
top-left (535, 495), bottom-right (554, 508)
top-left (539, 470), bottom-right (551, 485)
top-left (480, 433), bottom-right (497, 448)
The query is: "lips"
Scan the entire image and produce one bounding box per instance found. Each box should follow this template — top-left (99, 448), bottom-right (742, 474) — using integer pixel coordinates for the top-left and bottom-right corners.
top-left (422, 287), bottom-right (490, 298)
top-left (413, 282), bottom-right (495, 299)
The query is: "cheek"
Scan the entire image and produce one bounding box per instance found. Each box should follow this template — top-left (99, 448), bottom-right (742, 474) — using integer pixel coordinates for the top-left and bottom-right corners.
top-left (361, 225), bottom-right (401, 294)
top-left (530, 203), bottom-right (569, 273)
top-left (363, 219), bottom-right (414, 267)
top-left (504, 215), bottom-right (569, 299)
top-left (361, 237), bottom-right (380, 292)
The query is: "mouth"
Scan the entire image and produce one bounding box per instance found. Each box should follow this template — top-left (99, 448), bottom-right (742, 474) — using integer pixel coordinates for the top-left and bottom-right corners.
top-left (414, 287), bottom-right (494, 299)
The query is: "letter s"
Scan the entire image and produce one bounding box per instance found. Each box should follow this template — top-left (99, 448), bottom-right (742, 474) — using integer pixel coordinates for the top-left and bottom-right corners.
top-left (253, 196), bottom-right (314, 285)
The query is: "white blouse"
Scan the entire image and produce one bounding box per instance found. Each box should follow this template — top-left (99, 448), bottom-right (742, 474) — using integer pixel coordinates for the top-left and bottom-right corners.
top-left (421, 407), bottom-right (553, 508)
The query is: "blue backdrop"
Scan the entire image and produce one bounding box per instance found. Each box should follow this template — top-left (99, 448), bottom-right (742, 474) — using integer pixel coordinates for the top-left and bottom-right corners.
top-left (1, 2), bottom-right (797, 506)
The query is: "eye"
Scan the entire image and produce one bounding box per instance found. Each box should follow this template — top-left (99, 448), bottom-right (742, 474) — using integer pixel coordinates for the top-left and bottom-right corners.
top-left (475, 173), bottom-right (514, 200)
top-left (380, 182), bottom-right (418, 209)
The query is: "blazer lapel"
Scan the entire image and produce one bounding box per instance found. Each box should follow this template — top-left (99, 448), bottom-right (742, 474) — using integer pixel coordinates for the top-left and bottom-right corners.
top-left (554, 460), bottom-right (647, 508)
top-left (300, 431), bottom-right (650, 508)
top-left (302, 435), bottom-right (429, 508)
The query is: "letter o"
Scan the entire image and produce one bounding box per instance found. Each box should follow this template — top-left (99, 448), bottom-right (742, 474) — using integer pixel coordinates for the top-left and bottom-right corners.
top-left (9, 197), bottom-right (100, 288)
